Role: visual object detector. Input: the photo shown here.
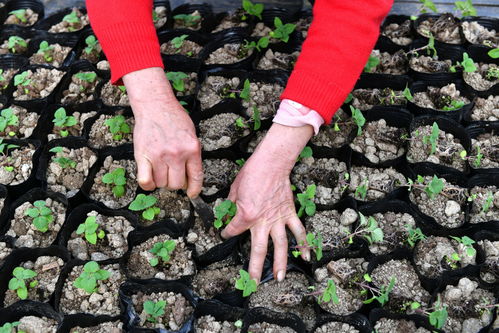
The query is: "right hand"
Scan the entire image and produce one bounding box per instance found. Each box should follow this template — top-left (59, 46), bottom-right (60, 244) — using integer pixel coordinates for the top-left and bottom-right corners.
top-left (123, 67), bottom-right (203, 197)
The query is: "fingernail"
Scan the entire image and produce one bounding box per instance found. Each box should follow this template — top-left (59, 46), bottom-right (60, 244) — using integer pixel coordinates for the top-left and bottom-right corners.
top-left (277, 270), bottom-right (285, 282)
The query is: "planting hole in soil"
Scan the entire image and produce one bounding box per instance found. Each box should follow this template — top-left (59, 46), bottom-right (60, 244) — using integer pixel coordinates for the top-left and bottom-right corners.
top-left (198, 75), bottom-right (240, 110)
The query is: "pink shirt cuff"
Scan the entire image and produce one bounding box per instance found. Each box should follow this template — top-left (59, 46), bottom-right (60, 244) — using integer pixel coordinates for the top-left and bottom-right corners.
top-left (273, 99), bottom-right (325, 135)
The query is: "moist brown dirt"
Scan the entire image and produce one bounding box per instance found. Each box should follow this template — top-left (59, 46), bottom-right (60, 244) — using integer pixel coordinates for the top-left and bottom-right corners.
top-left (0, 105), bottom-right (39, 139)
top-left (202, 158), bottom-right (240, 196)
top-left (470, 133), bottom-right (499, 169)
top-left (257, 49), bottom-right (300, 71)
top-left (469, 185), bottom-right (499, 223)
top-left (348, 166), bottom-right (406, 202)
top-left (0, 241), bottom-right (12, 267)
top-left (352, 88), bottom-right (407, 111)
top-left (247, 322), bottom-right (296, 333)
top-left (462, 21), bottom-right (499, 48)
top-left (315, 321), bottom-right (360, 333)
top-left (206, 43), bottom-right (253, 65)
top-left (312, 108), bottom-right (355, 149)
top-left (417, 14), bottom-right (462, 44)
top-left (0, 144), bottom-right (35, 185)
top-left (242, 81), bottom-right (283, 120)
top-left (382, 20), bottom-right (413, 46)
top-left (370, 49), bottom-right (408, 75)
top-left (30, 43), bottom-right (71, 67)
top-left (367, 211), bottom-right (416, 255)
top-left (100, 81), bottom-right (129, 106)
top-left (478, 240), bottom-right (498, 284)
top-left (195, 315), bottom-right (242, 333)
top-left (186, 216), bottom-right (223, 255)
top-left (409, 56), bottom-right (453, 73)
top-left (88, 112), bottom-right (134, 148)
top-left (48, 8), bottom-right (89, 33)
top-left (0, 68), bottom-right (18, 90)
top-left (161, 40), bottom-right (202, 57)
top-left (198, 75), bottom-right (241, 110)
top-left (463, 63), bottom-right (499, 91)
top-left (16, 316), bottom-right (58, 333)
top-left (4, 9), bottom-right (39, 26)
top-left (13, 68), bottom-right (64, 101)
top-left (471, 95), bottom-right (499, 121)
top-left (212, 11), bottom-right (248, 32)
top-left (61, 71), bottom-right (99, 104)
top-left (191, 263), bottom-right (242, 298)
top-left (199, 113), bottom-right (250, 151)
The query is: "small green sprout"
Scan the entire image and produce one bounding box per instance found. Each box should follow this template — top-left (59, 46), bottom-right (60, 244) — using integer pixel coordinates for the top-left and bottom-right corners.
top-left (144, 300), bottom-right (167, 323)
top-left (214, 199), bottom-right (237, 229)
top-left (403, 86), bottom-right (414, 101)
top-left (486, 67), bottom-right (499, 81)
top-left (52, 107), bottom-right (77, 137)
top-left (297, 184), bottom-right (316, 218)
top-left (76, 216), bottom-right (105, 245)
top-left (297, 146), bottom-right (313, 161)
top-left (269, 17), bottom-right (296, 43)
top-left (242, 36), bottom-right (269, 52)
top-left (358, 213), bottom-right (383, 244)
top-left (481, 191), bottom-right (494, 213)
top-left (424, 175), bottom-right (444, 199)
top-left (235, 117), bottom-right (248, 129)
top-left (473, 145), bottom-right (483, 168)
top-left (0, 322), bottom-right (20, 333)
top-left (73, 261), bottom-right (110, 293)
top-left (84, 35), bottom-right (99, 55)
top-left (8, 267), bottom-right (37, 300)
top-left (489, 48), bottom-right (499, 59)
top-left (364, 55), bottom-right (380, 73)
top-left (428, 296), bottom-right (448, 329)
top-left (419, 0), bottom-right (438, 13)
top-left (235, 269), bottom-right (257, 297)
top-left (104, 115), bottom-right (131, 141)
top-left (118, 85), bottom-right (126, 93)
top-left (128, 194), bottom-right (161, 221)
top-left (422, 122), bottom-right (439, 154)
top-left (75, 72), bottom-right (97, 83)
top-left (406, 225), bottom-right (426, 247)
top-left (460, 52), bottom-right (477, 72)
top-left (454, 0), bottom-right (477, 16)
top-left (460, 150), bottom-right (467, 159)
top-left (234, 320), bottom-right (243, 328)
top-left (9, 9), bottom-right (28, 23)
top-left (426, 33), bottom-right (437, 57)
top-left (239, 79), bottom-right (251, 102)
top-left (350, 106), bottom-right (365, 136)
top-left (355, 180), bottom-right (368, 200)
top-left (166, 71), bottom-right (189, 92)
top-left (363, 277), bottom-right (395, 306)
top-left (0, 108), bottom-right (19, 133)
top-left (450, 235), bottom-right (476, 257)
top-left (173, 14), bottom-right (201, 27)
top-left (171, 34), bottom-right (189, 50)
top-left (149, 240), bottom-right (176, 266)
top-left (242, 0), bottom-right (263, 20)
top-left (49, 146), bottom-right (77, 168)
top-left (14, 71), bottom-right (31, 88)
top-left (102, 167), bottom-right (126, 198)
top-left (152, 10), bottom-right (159, 23)
top-left (37, 41), bottom-right (55, 62)
top-left (0, 139), bottom-right (19, 156)
top-left (25, 200), bottom-right (54, 232)
top-left (442, 99), bottom-right (465, 111)
top-left (63, 10), bottom-right (80, 24)
top-left (236, 158), bottom-right (246, 167)
top-left (318, 279), bottom-right (339, 304)
top-left (306, 232), bottom-right (323, 261)
top-left (8, 36), bottom-right (27, 53)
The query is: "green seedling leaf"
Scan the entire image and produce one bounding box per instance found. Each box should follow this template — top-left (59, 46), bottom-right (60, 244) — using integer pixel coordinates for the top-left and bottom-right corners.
top-left (8, 267), bottom-right (37, 300)
top-left (104, 115), bottom-right (131, 141)
top-left (75, 72), bottom-right (97, 83)
top-left (76, 216), bottom-right (105, 245)
top-left (419, 0), bottom-right (438, 13)
top-left (84, 35), bottom-right (98, 54)
top-left (425, 175), bottom-right (444, 199)
top-left (144, 300), bottom-right (167, 323)
top-left (350, 106), bottom-right (365, 136)
top-left (171, 34), bottom-right (189, 49)
top-left (25, 200), bottom-right (53, 232)
top-left (297, 185), bottom-right (316, 217)
top-left (269, 17), bottom-right (296, 43)
top-left (0, 108), bottom-right (19, 133)
top-left (242, 0), bottom-right (264, 19)
top-left (129, 194), bottom-right (160, 221)
top-left (73, 261), bottom-right (110, 293)
top-left (364, 55), bottom-right (380, 73)
top-left (235, 269), bottom-right (257, 297)
top-left (454, 0), bottom-right (477, 17)
top-left (318, 279), bottom-right (339, 304)
top-left (214, 199), bottom-right (237, 229)
top-left (166, 71), bottom-right (189, 92)
top-left (239, 79), bottom-right (251, 101)
top-left (9, 9), bottom-right (28, 23)
top-left (306, 232), bottom-right (323, 261)
top-left (488, 48), bottom-right (499, 59)
top-left (102, 168), bottom-right (127, 198)
top-left (149, 240), bottom-right (176, 266)
top-left (173, 14), bottom-right (201, 27)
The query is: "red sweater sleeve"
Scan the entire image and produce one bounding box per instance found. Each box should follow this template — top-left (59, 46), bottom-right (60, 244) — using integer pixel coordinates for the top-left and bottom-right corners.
top-left (86, 0), bottom-right (164, 84)
top-left (281, 0), bottom-right (393, 123)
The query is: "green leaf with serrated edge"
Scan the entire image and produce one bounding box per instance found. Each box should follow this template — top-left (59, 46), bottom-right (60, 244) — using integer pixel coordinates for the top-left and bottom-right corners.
top-left (149, 257), bottom-right (159, 266)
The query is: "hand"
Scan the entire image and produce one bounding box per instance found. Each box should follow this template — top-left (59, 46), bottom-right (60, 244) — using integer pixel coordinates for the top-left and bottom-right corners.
top-left (221, 123), bottom-right (314, 282)
top-left (123, 67), bottom-right (203, 197)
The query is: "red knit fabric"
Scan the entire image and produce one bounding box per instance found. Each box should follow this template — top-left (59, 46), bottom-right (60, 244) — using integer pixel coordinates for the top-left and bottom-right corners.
top-left (86, 0), bottom-right (393, 123)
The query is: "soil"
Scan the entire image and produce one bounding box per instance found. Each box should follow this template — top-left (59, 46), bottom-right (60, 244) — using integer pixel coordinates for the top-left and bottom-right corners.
top-left (127, 233), bottom-right (195, 280)
top-left (212, 11), bottom-right (248, 33)
top-left (407, 124), bottom-right (466, 171)
top-left (48, 8), bottom-right (89, 33)
top-left (195, 315), bottom-right (242, 333)
top-left (60, 71), bottom-right (99, 104)
top-left (462, 21), bottom-right (499, 48)
top-left (0, 105), bottom-right (39, 139)
top-left (170, 72), bottom-right (197, 97)
top-left (198, 76), bottom-right (241, 110)
top-left (80, 40), bottom-right (102, 64)
top-left (186, 216), bottom-right (224, 255)
top-left (88, 113), bottom-right (134, 148)
top-left (256, 49), bottom-right (300, 71)
top-left (312, 109), bottom-right (355, 149)
top-left (0, 144), bottom-right (35, 185)
top-left (374, 318), bottom-right (430, 333)
top-left (413, 83), bottom-right (470, 112)
top-left (370, 49), bottom-right (408, 75)
top-left (30, 43), bottom-right (72, 67)
top-left (349, 119), bottom-right (407, 164)
top-left (251, 23), bottom-right (281, 44)
top-left (315, 321), bottom-right (360, 333)
top-left (202, 159), bottom-right (240, 196)
top-left (248, 272), bottom-right (316, 331)
top-left (463, 63), bottom-right (499, 91)
top-left (291, 157), bottom-right (348, 205)
top-left (60, 263), bottom-right (125, 316)
top-left (247, 322), bottom-right (296, 333)
top-left (477, 240), bottom-right (498, 284)
top-left (48, 110), bottom-right (97, 140)
top-left (470, 133), bottom-right (499, 169)
top-left (348, 166), bottom-right (406, 202)
top-left (3, 256), bottom-right (64, 307)
top-left (6, 197), bottom-right (66, 248)
top-left (409, 55), bottom-right (453, 74)
top-left (242, 81), bottom-right (283, 120)
top-left (132, 290), bottom-right (194, 330)
top-left (173, 10), bottom-right (203, 30)
top-left (89, 156), bottom-right (138, 209)
top-left (352, 88), bottom-right (407, 111)
top-left (296, 16), bottom-right (312, 39)
top-left (0, 37), bottom-right (29, 55)
top-left (67, 210), bottom-right (134, 261)
top-left (96, 60), bottom-right (110, 71)
top-left (0, 68), bottom-right (18, 90)
top-left (367, 211), bottom-right (416, 255)
top-left (381, 20), bottom-right (413, 46)
top-left (409, 176), bottom-right (467, 228)
top-left (13, 68), bottom-right (64, 101)
top-left (205, 43), bottom-right (253, 65)
top-left (46, 146), bottom-right (97, 197)
top-left (470, 96), bottom-right (499, 121)
top-left (161, 40), bottom-right (203, 58)
top-left (16, 316), bottom-right (58, 333)
top-left (414, 236), bottom-right (476, 278)
top-left (191, 262), bottom-right (242, 298)
top-left (153, 6), bottom-right (169, 29)
top-left (136, 188), bottom-right (191, 226)
top-left (69, 321), bottom-right (123, 333)
top-left (314, 258), bottom-right (368, 315)
top-left (437, 277), bottom-right (495, 333)
top-left (100, 81), bottom-right (129, 106)
top-left (371, 259), bottom-right (431, 311)
top-left (246, 129), bottom-right (267, 153)
top-left (417, 14), bottom-right (462, 44)
top-left (4, 8), bottom-right (39, 26)
top-left (0, 241), bottom-right (12, 267)
top-left (199, 113), bottom-right (250, 151)
top-left (469, 185), bottom-right (499, 223)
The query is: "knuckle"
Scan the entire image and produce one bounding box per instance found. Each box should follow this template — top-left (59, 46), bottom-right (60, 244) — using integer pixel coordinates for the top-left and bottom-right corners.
top-left (252, 242), bottom-right (268, 256)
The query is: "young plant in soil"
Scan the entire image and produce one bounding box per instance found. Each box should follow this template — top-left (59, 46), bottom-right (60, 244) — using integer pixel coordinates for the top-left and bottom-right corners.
top-left (173, 13), bottom-right (201, 28)
top-left (102, 167), bottom-right (127, 198)
top-left (166, 71), bottom-right (189, 92)
top-left (52, 107), bottom-right (77, 137)
top-left (9, 9), bottom-right (29, 24)
top-left (0, 139), bottom-right (19, 172)
top-left (73, 261), bottom-right (110, 293)
top-left (14, 71), bottom-right (31, 94)
top-left (144, 300), bottom-right (167, 323)
top-left (36, 41), bottom-right (55, 62)
top-left (25, 200), bottom-right (54, 233)
top-left (170, 34), bottom-right (189, 53)
top-left (361, 274), bottom-right (396, 306)
top-left (148, 240), bottom-right (176, 267)
top-left (405, 225), bottom-right (426, 247)
top-left (269, 17), bottom-right (296, 43)
top-left (242, 0), bottom-right (263, 20)
top-left (0, 108), bottom-right (19, 137)
top-left (214, 199), bottom-right (237, 229)
top-left (350, 106), bottom-right (366, 136)
top-left (444, 236), bottom-right (476, 269)
top-left (62, 10), bottom-right (82, 32)
top-left (344, 213), bottom-right (384, 245)
top-left (292, 232), bottom-right (323, 261)
top-left (411, 295), bottom-right (448, 330)
top-left (129, 194), bottom-right (161, 221)
top-left (75, 72), bottom-right (97, 89)
top-left (104, 115), bottom-right (131, 141)
top-left (7, 36), bottom-right (27, 54)
top-left (49, 146), bottom-right (77, 169)
top-left (454, 0), bottom-right (477, 17)
top-left (296, 184), bottom-right (317, 218)
top-left (0, 322), bottom-right (20, 333)
top-left (8, 267), bottom-right (38, 300)
top-left (76, 215), bottom-right (106, 244)
top-left (82, 35), bottom-right (101, 62)
top-left (235, 269), bottom-right (257, 297)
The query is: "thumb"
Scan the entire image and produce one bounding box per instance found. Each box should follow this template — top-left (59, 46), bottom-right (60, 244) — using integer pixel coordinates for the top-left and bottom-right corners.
top-left (136, 154), bottom-right (155, 191)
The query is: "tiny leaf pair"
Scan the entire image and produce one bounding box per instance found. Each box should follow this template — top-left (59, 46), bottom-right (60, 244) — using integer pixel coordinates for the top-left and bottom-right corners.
top-left (73, 261), bottom-right (110, 293)
top-left (25, 200), bottom-right (54, 233)
top-left (102, 167), bottom-right (127, 198)
top-left (76, 215), bottom-right (105, 245)
top-left (129, 194), bottom-right (160, 221)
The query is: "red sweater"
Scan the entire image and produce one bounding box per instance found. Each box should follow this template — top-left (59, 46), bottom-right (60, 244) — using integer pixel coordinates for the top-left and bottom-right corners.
top-left (86, 0), bottom-right (393, 123)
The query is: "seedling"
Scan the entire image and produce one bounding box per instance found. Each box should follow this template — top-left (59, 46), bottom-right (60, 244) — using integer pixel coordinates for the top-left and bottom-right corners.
top-left (173, 14), bottom-right (201, 27)
top-left (75, 72), bottom-right (97, 83)
top-left (214, 199), bottom-right (237, 229)
top-left (270, 17), bottom-right (296, 43)
top-left (235, 117), bottom-right (248, 129)
top-left (0, 69), bottom-right (6, 88)
top-left (403, 86), bottom-right (414, 101)
top-left (362, 276), bottom-right (396, 306)
top-left (149, 240), bottom-right (176, 266)
top-left (296, 184), bottom-right (316, 218)
top-left (239, 79), bottom-right (251, 102)
top-left (0, 139), bottom-right (19, 161)
top-left (364, 55), bottom-right (380, 73)
top-left (354, 180), bottom-right (368, 200)
top-left (166, 71), bottom-right (189, 92)
top-left (118, 85), bottom-right (126, 93)
top-left (144, 300), bottom-right (167, 323)
top-left (454, 0), bottom-right (477, 17)
top-left (63, 10), bottom-right (81, 31)
top-left (8, 36), bottom-right (27, 53)
top-left (242, 37), bottom-right (269, 53)
top-left (318, 279), bottom-right (339, 304)
top-left (102, 167), bottom-right (127, 198)
top-left (242, 0), bottom-right (263, 20)
top-left (73, 261), bottom-right (110, 293)
top-left (306, 232), bottom-right (323, 261)
top-left (37, 41), bottom-right (55, 62)
top-left (0, 108), bottom-right (19, 133)
top-left (486, 67), bottom-right (499, 81)
top-left (441, 99), bottom-right (465, 111)
top-left (14, 71), bottom-right (31, 94)
top-left (489, 48), bottom-right (499, 59)
top-left (405, 225), bottom-right (426, 247)
top-left (8, 267), bottom-right (38, 300)
top-left (9, 9), bottom-right (28, 23)
top-left (297, 146), bottom-right (313, 162)
top-left (424, 175), bottom-right (444, 199)
top-left (419, 0), bottom-right (438, 13)
top-left (459, 52), bottom-right (477, 72)
top-left (450, 235), bottom-right (476, 257)
top-left (481, 191), bottom-right (494, 213)
top-left (236, 158), bottom-right (246, 167)
top-left (25, 200), bottom-right (54, 232)
top-left (234, 320), bottom-right (243, 328)
top-left (76, 216), bottom-right (105, 244)
top-left (422, 121), bottom-right (439, 154)
top-left (49, 146), bottom-right (77, 168)
top-left (235, 269), bottom-right (257, 297)
top-left (358, 213), bottom-right (383, 244)
top-left (129, 194), bottom-right (161, 221)
top-left (104, 115), bottom-right (131, 141)
top-left (52, 107), bottom-right (77, 137)
top-left (426, 33), bottom-right (437, 58)
top-left (251, 106), bottom-right (261, 131)
top-left (350, 106), bottom-right (365, 136)
top-left (152, 10), bottom-right (159, 23)
top-left (171, 34), bottom-right (189, 50)
top-left (473, 145), bottom-right (483, 167)
top-left (0, 322), bottom-right (20, 333)
top-left (428, 296), bottom-right (448, 329)
top-left (84, 35), bottom-right (99, 55)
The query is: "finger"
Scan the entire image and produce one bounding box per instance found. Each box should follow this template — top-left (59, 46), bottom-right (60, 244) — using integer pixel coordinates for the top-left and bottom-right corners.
top-left (248, 227), bottom-right (269, 283)
top-left (287, 215), bottom-right (310, 261)
top-left (270, 225), bottom-right (288, 282)
top-left (136, 155), bottom-right (156, 191)
top-left (220, 212), bottom-right (247, 239)
top-left (153, 163), bottom-right (168, 189)
top-left (186, 156), bottom-right (203, 198)
top-left (167, 162), bottom-right (186, 190)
